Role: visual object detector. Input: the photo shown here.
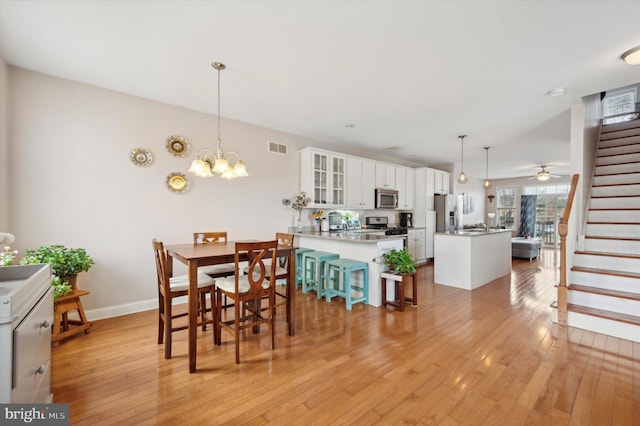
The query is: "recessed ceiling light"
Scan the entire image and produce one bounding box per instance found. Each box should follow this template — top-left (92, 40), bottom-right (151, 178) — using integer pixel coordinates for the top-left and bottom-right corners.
top-left (548, 87), bottom-right (566, 97)
top-left (621, 45), bottom-right (640, 65)
top-left (345, 124), bottom-right (355, 129)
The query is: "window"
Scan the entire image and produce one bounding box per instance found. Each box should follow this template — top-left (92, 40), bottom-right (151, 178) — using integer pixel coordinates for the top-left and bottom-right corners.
top-left (496, 186), bottom-right (516, 229)
top-left (603, 88), bottom-right (637, 124)
top-left (523, 184), bottom-right (570, 247)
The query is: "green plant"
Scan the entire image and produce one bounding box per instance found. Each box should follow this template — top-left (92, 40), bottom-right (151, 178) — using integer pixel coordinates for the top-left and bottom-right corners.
top-left (20, 245), bottom-right (94, 302)
top-left (378, 248), bottom-right (416, 274)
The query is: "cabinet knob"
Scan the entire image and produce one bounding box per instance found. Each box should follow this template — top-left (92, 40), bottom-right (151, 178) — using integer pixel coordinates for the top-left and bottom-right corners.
top-left (40, 320), bottom-right (51, 328)
top-left (35, 365), bottom-right (46, 375)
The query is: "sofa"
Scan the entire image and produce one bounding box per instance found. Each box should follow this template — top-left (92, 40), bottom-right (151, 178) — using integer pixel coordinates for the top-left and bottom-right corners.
top-left (511, 237), bottom-right (541, 261)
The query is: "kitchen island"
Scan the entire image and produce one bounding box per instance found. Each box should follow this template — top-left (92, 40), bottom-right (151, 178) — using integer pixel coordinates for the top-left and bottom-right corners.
top-left (433, 229), bottom-right (512, 290)
top-left (294, 230), bottom-right (405, 307)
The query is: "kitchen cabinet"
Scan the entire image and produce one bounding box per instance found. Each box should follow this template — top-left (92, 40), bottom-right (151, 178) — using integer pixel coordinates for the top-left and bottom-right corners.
top-left (346, 157), bottom-right (375, 209)
top-left (407, 228), bottom-right (426, 263)
top-left (424, 211), bottom-right (436, 260)
top-left (434, 170), bottom-right (451, 194)
top-left (414, 168), bottom-right (435, 211)
top-left (396, 167), bottom-right (415, 210)
top-left (300, 148), bottom-right (346, 208)
top-left (375, 163), bottom-right (396, 189)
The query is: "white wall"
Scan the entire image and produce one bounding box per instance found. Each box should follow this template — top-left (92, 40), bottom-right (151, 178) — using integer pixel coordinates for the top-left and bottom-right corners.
top-left (7, 67), bottom-right (317, 318)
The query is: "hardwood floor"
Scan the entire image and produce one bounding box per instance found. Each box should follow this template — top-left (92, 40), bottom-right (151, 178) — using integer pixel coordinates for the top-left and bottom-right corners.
top-left (51, 250), bottom-right (640, 425)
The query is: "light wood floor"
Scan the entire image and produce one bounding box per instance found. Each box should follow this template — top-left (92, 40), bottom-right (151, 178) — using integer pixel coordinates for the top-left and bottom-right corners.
top-left (51, 250), bottom-right (639, 425)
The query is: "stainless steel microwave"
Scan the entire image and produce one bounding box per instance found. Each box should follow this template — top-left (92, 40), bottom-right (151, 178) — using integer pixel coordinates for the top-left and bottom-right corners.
top-left (375, 188), bottom-right (398, 209)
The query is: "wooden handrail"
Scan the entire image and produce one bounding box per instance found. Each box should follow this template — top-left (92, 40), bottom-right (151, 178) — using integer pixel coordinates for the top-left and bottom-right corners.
top-left (557, 173), bottom-right (579, 326)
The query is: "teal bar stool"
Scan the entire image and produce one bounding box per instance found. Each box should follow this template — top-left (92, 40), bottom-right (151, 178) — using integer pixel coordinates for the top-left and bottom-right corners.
top-left (325, 259), bottom-right (369, 310)
top-left (295, 248), bottom-right (314, 289)
top-left (301, 251), bottom-right (339, 299)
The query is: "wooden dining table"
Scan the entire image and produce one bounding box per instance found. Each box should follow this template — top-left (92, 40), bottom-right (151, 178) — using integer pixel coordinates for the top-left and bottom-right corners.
top-left (165, 240), bottom-right (297, 373)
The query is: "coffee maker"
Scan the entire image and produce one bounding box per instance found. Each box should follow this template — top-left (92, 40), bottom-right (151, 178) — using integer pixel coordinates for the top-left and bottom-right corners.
top-left (400, 212), bottom-right (413, 227)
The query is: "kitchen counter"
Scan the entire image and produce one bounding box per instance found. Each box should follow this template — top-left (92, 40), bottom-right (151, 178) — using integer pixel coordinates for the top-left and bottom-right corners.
top-left (434, 229), bottom-right (511, 290)
top-left (293, 230), bottom-right (405, 243)
top-left (295, 231), bottom-right (405, 307)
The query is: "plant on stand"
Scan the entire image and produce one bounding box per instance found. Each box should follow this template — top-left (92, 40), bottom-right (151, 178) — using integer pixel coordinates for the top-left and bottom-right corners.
top-left (291, 191), bottom-right (311, 231)
top-left (20, 244), bottom-right (94, 302)
top-left (378, 248), bottom-right (416, 274)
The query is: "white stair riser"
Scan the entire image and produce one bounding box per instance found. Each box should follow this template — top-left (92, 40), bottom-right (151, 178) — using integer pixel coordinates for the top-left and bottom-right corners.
top-left (590, 196), bottom-right (640, 209)
top-left (568, 291), bottom-right (640, 317)
top-left (593, 173), bottom-right (640, 186)
top-left (585, 223), bottom-right (640, 238)
top-left (573, 253), bottom-right (640, 273)
top-left (564, 311), bottom-right (640, 343)
top-left (570, 270), bottom-right (639, 293)
top-left (598, 144), bottom-right (640, 157)
top-left (596, 152), bottom-right (640, 166)
top-left (584, 237), bottom-right (640, 253)
top-left (588, 209), bottom-right (640, 222)
top-left (596, 163), bottom-right (640, 175)
top-left (591, 184), bottom-right (640, 197)
top-left (599, 135), bottom-right (640, 149)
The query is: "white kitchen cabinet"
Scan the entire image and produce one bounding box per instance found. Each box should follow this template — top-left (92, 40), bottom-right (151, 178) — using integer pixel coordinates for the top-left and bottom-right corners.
top-left (396, 167), bottom-right (415, 210)
top-left (407, 228), bottom-right (426, 263)
top-left (414, 167), bottom-right (435, 212)
top-left (375, 163), bottom-right (396, 189)
top-left (424, 211), bottom-right (436, 260)
top-left (346, 157), bottom-right (375, 209)
top-left (300, 148), bottom-right (346, 208)
top-left (434, 170), bottom-right (450, 194)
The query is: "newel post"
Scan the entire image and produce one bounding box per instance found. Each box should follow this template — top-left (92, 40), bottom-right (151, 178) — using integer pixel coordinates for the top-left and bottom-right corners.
top-left (557, 220), bottom-right (568, 326)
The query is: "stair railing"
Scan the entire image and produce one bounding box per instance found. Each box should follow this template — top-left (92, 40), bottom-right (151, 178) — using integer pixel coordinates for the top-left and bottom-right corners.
top-left (557, 173), bottom-right (580, 326)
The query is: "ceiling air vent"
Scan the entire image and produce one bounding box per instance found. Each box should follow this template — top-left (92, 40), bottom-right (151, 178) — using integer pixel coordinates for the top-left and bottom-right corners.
top-left (268, 141), bottom-right (288, 155)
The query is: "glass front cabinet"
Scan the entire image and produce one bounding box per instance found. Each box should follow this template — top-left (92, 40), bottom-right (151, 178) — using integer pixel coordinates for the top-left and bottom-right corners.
top-left (300, 148), bottom-right (346, 208)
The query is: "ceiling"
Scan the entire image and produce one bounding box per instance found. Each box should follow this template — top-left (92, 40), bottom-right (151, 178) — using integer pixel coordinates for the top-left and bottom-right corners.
top-left (1, 0), bottom-right (639, 180)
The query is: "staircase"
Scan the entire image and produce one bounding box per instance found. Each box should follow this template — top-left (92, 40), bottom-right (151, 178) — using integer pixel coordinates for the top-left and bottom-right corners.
top-left (561, 116), bottom-right (640, 342)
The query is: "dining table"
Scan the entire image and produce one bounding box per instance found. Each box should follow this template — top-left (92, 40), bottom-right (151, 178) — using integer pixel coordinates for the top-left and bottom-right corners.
top-left (165, 240), bottom-right (297, 373)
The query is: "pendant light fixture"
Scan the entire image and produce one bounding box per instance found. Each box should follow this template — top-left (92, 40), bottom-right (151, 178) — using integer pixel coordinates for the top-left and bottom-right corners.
top-left (483, 146), bottom-right (491, 188)
top-left (188, 62), bottom-right (248, 179)
top-left (457, 134), bottom-right (468, 184)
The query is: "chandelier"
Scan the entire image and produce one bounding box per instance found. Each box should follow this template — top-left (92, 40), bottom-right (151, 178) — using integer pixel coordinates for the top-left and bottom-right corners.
top-left (188, 62), bottom-right (248, 179)
top-left (457, 135), bottom-right (468, 184)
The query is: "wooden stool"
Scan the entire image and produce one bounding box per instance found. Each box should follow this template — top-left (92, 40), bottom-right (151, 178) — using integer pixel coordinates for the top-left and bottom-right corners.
top-left (325, 259), bottom-right (368, 310)
top-left (381, 271), bottom-right (417, 312)
top-left (52, 289), bottom-right (92, 346)
top-left (301, 251), bottom-right (339, 299)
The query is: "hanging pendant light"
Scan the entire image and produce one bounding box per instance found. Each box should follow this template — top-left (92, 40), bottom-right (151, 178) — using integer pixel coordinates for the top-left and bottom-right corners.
top-left (188, 62), bottom-right (248, 179)
top-left (457, 134), bottom-right (468, 184)
top-left (483, 146), bottom-right (491, 188)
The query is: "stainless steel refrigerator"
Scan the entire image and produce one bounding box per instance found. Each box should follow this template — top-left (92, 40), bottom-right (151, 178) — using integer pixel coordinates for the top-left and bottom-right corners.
top-left (434, 194), bottom-right (463, 232)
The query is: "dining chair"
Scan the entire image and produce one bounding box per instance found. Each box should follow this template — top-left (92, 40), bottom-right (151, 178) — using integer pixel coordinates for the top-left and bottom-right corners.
top-left (214, 240), bottom-right (278, 364)
top-left (244, 232), bottom-right (294, 300)
top-left (193, 232), bottom-right (235, 311)
top-left (152, 239), bottom-right (216, 359)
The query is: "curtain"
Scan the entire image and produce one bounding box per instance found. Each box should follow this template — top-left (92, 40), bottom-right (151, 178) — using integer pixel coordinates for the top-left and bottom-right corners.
top-left (518, 195), bottom-right (537, 237)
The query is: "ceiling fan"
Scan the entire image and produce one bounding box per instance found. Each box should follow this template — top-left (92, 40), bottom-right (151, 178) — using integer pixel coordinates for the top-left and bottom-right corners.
top-left (530, 165), bottom-right (561, 181)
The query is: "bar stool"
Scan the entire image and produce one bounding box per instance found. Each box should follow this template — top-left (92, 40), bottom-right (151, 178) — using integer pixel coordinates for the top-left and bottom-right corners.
top-left (380, 271), bottom-right (417, 312)
top-left (295, 248), bottom-right (314, 289)
top-left (325, 259), bottom-right (369, 310)
top-left (301, 251), bottom-right (339, 299)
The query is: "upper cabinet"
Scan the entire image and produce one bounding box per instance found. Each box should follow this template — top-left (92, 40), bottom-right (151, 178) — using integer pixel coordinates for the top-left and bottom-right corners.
top-left (346, 157), bottom-right (375, 209)
top-left (396, 167), bottom-right (415, 210)
top-left (434, 170), bottom-right (451, 194)
top-left (375, 163), bottom-right (396, 189)
top-left (300, 148), bottom-right (346, 208)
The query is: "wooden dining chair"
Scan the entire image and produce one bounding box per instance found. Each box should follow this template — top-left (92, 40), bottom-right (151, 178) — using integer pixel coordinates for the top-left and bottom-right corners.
top-left (214, 240), bottom-right (278, 364)
top-left (152, 239), bottom-right (216, 359)
top-left (193, 232), bottom-right (235, 311)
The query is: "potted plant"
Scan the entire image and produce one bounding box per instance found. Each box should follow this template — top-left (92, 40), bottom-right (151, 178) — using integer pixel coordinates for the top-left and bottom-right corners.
top-left (379, 248), bottom-right (416, 274)
top-left (20, 244), bottom-right (94, 301)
